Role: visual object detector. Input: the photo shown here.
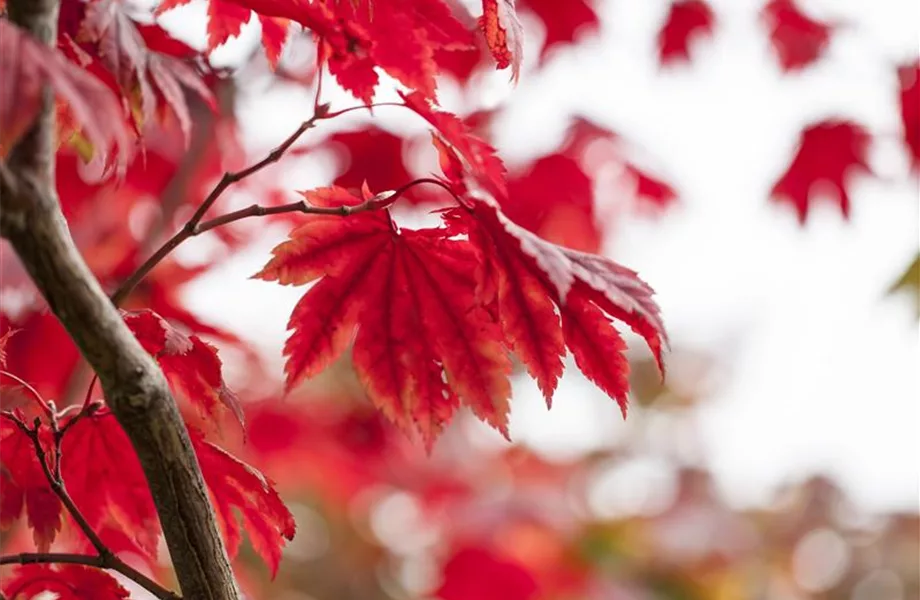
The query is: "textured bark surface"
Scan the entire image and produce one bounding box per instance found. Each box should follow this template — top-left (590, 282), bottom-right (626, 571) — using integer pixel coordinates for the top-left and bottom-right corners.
top-left (0, 4), bottom-right (241, 599)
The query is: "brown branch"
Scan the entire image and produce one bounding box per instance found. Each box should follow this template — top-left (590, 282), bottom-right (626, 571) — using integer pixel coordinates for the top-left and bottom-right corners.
top-left (0, 553), bottom-right (179, 600)
top-left (109, 116), bottom-right (321, 306)
top-left (25, 419), bottom-right (107, 556)
top-left (0, 0), bottom-right (241, 597)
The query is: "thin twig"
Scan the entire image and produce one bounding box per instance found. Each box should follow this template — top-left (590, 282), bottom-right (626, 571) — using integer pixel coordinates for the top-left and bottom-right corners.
top-left (110, 117), bottom-right (320, 307)
top-left (0, 553), bottom-right (180, 600)
top-left (0, 371), bottom-right (52, 416)
top-left (322, 101), bottom-right (406, 119)
top-left (81, 375), bottom-right (98, 411)
top-left (25, 417), bottom-right (107, 556)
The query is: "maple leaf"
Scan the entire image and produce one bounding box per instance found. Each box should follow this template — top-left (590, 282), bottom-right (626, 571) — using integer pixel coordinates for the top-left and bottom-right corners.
top-left (519, 0), bottom-right (599, 63)
top-left (0, 417), bottom-right (61, 552)
top-left (124, 309), bottom-right (244, 426)
top-left (657, 0), bottom-right (715, 66)
top-left (0, 312), bottom-right (80, 402)
top-left (0, 19), bottom-right (130, 173)
top-left (328, 126), bottom-right (415, 195)
top-left (450, 196), bottom-right (666, 415)
top-left (480, 0), bottom-right (524, 82)
top-left (770, 120), bottom-right (872, 223)
top-left (761, 0), bottom-right (834, 72)
top-left (436, 545), bottom-right (540, 600)
top-left (256, 186), bottom-right (513, 447)
top-left (59, 410), bottom-right (160, 556)
top-left (322, 0), bottom-right (475, 102)
top-left (192, 0), bottom-right (292, 69)
top-left (504, 154), bottom-right (600, 252)
top-left (81, 0), bottom-right (215, 140)
top-left (190, 429), bottom-right (296, 575)
top-left (496, 117), bottom-right (677, 253)
top-left (259, 15), bottom-right (290, 68)
top-left (79, 0), bottom-right (157, 123)
top-left (1, 564), bottom-right (129, 599)
top-left (899, 61), bottom-right (919, 173)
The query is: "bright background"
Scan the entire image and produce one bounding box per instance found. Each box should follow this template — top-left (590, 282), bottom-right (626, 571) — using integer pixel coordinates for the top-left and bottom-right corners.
top-left (156, 0), bottom-right (920, 513)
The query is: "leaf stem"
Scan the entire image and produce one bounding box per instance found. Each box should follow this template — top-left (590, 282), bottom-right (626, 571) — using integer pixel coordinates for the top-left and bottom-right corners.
top-left (0, 371), bottom-right (52, 416)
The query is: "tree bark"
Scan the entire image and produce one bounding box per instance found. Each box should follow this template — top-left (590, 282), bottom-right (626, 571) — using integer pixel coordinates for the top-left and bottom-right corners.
top-left (0, 3), bottom-right (241, 599)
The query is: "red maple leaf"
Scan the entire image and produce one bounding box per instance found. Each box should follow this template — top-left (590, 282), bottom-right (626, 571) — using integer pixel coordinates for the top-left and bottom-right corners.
top-left (155, 0), bottom-right (289, 67)
top-left (0, 312), bottom-right (80, 402)
top-left (0, 417), bottom-right (61, 552)
top-left (190, 429), bottom-right (296, 575)
top-left (1, 564), bottom-right (129, 600)
top-left (436, 545), bottom-right (540, 600)
top-left (762, 0), bottom-right (834, 72)
top-left (480, 0), bottom-right (524, 81)
top-left (256, 186), bottom-right (512, 447)
top-left (123, 309), bottom-right (244, 426)
top-left (519, 0), bottom-right (599, 63)
top-left (504, 154), bottom-right (600, 252)
top-left (59, 410), bottom-right (160, 557)
top-left (448, 197), bottom-right (665, 414)
top-left (79, 0), bottom-right (215, 140)
top-left (0, 19), bottom-right (130, 174)
top-left (328, 127), bottom-right (415, 195)
top-left (899, 61), bottom-right (919, 173)
top-left (657, 0), bottom-right (715, 65)
top-left (770, 120), bottom-right (872, 223)
top-left (258, 175), bottom-right (664, 444)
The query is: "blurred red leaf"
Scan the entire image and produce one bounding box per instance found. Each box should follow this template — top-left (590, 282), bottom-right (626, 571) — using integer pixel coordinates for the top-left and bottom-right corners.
top-left (520, 0), bottom-right (599, 63)
top-left (762, 0), bottom-right (834, 72)
top-left (504, 154), bottom-right (600, 252)
top-left (437, 546), bottom-right (540, 600)
top-left (328, 126), bottom-right (414, 196)
top-left (770, 120), bottom-right (872, 223)
top-left (0, 19), bottom-right (129, 172)
top-left (899, 61), bottom-right (919, 172)
top-left (657, 0), bottom-right (715, 65)
top-left (79, 0), bottom-right (214, 140)
top-left (623, 162), bottom-right (679, 212)
top-left (1, 564), bottom-right (129, 599)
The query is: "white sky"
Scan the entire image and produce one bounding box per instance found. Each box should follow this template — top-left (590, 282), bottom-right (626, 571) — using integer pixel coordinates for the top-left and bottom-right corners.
top-left (164, 0), bottom-right (919, 512)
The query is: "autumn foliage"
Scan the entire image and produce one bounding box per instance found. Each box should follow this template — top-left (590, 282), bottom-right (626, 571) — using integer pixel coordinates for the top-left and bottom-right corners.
top-left (0, 0), bottom-right (917, 598)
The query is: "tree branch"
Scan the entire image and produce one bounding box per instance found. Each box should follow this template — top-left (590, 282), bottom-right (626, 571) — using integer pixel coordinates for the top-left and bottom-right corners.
top-left (0, 0), bottom-right (241, 597)
top-left (109, 115), bottom-right (321, 306)
top-left (0, 554), bottom-right (179, 600)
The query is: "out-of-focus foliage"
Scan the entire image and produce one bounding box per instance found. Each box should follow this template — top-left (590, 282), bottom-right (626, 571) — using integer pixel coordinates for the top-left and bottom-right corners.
top-left (1, 0), bottom-right (916, 597)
